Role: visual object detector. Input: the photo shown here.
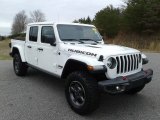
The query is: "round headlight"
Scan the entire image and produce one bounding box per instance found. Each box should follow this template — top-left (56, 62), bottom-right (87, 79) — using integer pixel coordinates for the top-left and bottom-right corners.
top-left (107, 57), bottom-right (116, 69)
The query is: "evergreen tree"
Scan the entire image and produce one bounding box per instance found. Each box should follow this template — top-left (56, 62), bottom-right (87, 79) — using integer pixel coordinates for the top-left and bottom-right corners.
top-left (94, 5), bottom-right (121, 37)
top-left (124, 0), bottom-right (160, 34)
top-left (73, 16), bottom-right (92, 24)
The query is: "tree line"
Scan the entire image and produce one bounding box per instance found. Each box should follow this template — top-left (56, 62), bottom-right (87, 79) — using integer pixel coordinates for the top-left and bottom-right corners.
top-left (11, 0), bottom-right (160, 38)
top-left (73, 0), bottom-right (160, 38)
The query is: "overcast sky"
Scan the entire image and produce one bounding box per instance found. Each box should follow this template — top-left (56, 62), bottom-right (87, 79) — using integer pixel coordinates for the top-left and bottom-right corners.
top-left (0, 0), bottom-right (124, 35)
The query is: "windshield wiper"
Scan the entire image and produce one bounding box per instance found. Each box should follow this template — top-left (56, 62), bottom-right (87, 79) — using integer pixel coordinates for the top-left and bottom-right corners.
top-left (62, 39), bottom-right (84, 43)
top-left (80, 39), bottom-right (100, 43)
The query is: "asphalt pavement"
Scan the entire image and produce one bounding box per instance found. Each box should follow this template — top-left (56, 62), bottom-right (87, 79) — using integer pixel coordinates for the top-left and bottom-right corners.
top-left (0, 53), bottom-right (160, 120)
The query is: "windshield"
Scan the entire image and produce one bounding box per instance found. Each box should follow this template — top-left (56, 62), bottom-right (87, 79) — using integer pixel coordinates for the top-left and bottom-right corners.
top-left (57, 24), bottom-right (102, 41)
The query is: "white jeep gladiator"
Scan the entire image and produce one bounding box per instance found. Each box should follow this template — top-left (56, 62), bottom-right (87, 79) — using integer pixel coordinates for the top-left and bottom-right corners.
top-left (10, 22), bottom-right (153, 115)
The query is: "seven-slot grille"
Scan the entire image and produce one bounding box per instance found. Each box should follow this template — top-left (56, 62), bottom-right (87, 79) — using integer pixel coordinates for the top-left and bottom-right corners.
top-left (116, 54), bottom-right (141, 74)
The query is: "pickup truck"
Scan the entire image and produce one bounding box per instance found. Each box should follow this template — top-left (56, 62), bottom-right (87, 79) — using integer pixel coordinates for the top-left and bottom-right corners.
top-left (10, 22), bottom-right (153, 115)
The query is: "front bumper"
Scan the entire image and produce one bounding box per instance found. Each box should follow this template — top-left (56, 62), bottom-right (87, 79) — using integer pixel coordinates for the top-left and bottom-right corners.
top-left (98, 69), bottom-right (153, 94)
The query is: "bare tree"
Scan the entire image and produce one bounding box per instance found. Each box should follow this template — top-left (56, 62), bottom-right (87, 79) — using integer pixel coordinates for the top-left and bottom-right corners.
top-left (11, 10), bottom-right (27, 35)
top-left (29, 10), bottom-right (46, 22)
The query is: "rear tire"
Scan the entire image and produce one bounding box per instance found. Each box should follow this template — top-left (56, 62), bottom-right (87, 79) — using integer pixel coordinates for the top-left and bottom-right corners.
top-left (13, 53), bottom-right (28, 76)
top-left (125, 85), bottom-right (145, 95)
top-left (65, 71), bottom-right (100, 115)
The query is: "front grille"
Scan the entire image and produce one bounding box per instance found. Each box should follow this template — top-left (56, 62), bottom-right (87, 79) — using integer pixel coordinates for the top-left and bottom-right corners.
top-left (116, 54), bottom-right (141, 74)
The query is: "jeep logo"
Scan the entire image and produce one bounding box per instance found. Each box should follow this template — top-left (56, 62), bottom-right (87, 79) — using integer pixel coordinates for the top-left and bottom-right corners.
top-left (68, 49), bottom-right (97, 57)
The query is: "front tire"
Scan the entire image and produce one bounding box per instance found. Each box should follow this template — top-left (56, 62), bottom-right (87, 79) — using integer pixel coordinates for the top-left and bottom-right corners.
top-left (13, 53), bottom-right (28, 76)
top-left (65, 71), bottom-right (100, 115)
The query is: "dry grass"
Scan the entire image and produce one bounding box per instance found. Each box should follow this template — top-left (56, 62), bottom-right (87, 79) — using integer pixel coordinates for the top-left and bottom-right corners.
top-left (0, 39), bottom-right (12, 60)
top-left (106, 33), bottom-right (160, 52)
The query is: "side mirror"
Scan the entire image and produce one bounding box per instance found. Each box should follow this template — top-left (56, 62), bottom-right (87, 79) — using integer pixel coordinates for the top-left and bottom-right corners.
top-left (50, 37), bottom-right (56, 46)
top-left (101, 35), bottom-right (104, 40)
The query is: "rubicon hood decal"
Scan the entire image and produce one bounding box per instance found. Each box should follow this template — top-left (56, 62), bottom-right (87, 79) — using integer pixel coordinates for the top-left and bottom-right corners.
top-left (68, 49), bottom-right (97, 57)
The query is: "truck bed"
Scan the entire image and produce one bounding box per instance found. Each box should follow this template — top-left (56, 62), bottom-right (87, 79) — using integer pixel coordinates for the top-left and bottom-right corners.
top-left (11, 39), bottom-right (25, 47)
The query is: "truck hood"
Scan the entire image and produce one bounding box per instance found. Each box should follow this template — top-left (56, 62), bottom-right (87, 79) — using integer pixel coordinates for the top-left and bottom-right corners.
top-left (62, 43), bottom-right (140, 59)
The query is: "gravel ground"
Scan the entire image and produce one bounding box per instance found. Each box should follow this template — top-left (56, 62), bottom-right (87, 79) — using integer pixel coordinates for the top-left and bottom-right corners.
top-left (0, 53), bottom-right (160, 120)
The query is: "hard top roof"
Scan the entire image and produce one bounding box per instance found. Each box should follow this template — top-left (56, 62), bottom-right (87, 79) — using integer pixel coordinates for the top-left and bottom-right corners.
top-left (28, 22), bottom-right (94, 27)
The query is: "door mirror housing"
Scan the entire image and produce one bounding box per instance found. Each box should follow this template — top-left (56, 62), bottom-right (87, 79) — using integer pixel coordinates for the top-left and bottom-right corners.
top-left (50, 37), bottom-right (56, 46)
top-left (101, 35), bottom-right (104, 40)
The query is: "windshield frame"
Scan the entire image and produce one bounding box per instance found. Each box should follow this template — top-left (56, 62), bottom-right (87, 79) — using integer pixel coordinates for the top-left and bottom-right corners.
top-left (56, 24), bottom-right (102, 42)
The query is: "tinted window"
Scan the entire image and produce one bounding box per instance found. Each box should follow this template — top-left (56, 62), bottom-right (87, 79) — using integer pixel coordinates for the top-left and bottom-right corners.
top-left (41, 26), bottom-right (55, 44)
top-left (29, 26), bottom-right (38, 42)
top-left (57, 25), bottom-right (102, 41)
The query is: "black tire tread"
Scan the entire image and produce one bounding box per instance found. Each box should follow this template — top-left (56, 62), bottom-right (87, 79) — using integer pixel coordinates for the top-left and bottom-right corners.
top-left (13, 53), bottom-right (28, 76)
top-left (65, 71), bottom-right (100, 115)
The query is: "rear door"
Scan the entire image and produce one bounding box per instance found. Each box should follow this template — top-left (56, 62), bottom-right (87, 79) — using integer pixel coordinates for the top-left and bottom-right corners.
top-left (25, 26), bottom-right (39, 66)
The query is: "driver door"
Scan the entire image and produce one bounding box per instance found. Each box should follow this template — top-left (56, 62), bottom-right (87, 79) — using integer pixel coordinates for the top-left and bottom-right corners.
top-left (37, 26), bottom-right (58, 73)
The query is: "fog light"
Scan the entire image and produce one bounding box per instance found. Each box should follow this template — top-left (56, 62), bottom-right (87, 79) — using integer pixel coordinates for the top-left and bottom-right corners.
top-left (116, 86), bottom-right (120, 91)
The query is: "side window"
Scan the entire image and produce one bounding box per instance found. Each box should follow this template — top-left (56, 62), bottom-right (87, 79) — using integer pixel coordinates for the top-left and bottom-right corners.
top-left (41, 26), bottom-right (55, 44)
top-left (29, 26), bottom-right (38, 42)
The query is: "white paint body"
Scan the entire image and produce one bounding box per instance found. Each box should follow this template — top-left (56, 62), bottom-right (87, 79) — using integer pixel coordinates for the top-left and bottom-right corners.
top-left (11, 22), bottom-right (146, 79)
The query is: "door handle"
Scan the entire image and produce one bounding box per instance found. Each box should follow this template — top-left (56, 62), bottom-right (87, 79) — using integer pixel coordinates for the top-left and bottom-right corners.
top-left (37, 48), bottom-right (43, 51)
top-left (27, 45), bottom-right (32, 48)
